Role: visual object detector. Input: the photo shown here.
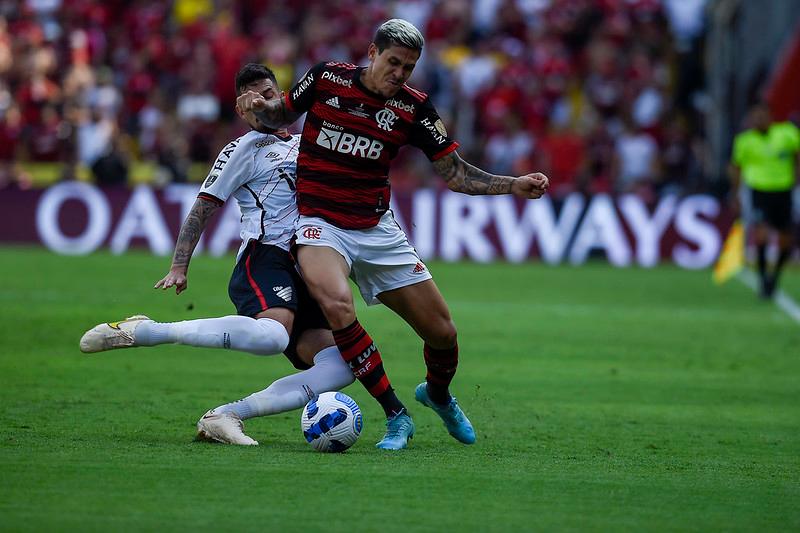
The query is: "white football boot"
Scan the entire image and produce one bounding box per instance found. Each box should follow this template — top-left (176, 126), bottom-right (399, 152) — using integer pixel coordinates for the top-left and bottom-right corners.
top-left (79, 315), bottom-right (151, 353)
top-left (196, 410), bottom-right (258, 446)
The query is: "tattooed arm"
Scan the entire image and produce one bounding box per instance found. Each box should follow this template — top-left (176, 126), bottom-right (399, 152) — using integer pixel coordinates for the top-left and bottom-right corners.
top-left (432, 151), bottom-right (549, 199)
top-left (237, 90), bottom-right (302, 130)
top-left (154, 196), bottom-right (222, 294)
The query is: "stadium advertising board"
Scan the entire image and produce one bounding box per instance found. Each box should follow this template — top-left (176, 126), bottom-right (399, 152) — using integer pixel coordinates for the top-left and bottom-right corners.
top-left (1, 183), bottom-right (731, 269)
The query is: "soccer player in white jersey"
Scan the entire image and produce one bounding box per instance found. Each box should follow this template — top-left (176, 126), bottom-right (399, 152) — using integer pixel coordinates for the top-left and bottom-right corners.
top-left (80, 64), bottom-right (354, 445)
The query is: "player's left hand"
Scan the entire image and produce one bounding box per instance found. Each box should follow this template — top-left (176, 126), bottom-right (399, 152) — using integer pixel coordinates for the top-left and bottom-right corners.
top-left (511, 173), bottom-right (549, 199)
top-left (154, 267), bottom-right (188, 295)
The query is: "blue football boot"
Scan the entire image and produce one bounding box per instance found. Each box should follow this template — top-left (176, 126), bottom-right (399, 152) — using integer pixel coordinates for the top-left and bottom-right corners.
top-left (375, 409), bottom-right (415, 450)
top-left (414, 382), bottom-right (476, 444)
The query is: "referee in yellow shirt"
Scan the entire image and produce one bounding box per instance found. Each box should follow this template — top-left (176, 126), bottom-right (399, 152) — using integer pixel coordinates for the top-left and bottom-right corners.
top-left (730, 102), bottom-right (800, 298)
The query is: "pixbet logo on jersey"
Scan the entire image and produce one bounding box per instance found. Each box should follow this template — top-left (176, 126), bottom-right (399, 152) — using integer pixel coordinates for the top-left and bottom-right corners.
top-left (321, 70), bottom-right (352, 87)
top-left (302, 226), bottom-right (322, 239)
top-left (386, 98), bottom-right (415, 114)
top-left (316, 127), bottom-right (384, 159)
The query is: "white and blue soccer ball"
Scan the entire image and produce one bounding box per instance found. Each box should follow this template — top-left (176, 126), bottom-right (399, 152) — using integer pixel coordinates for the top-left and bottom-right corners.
top-left (301, 391), bottom-right (362, 452)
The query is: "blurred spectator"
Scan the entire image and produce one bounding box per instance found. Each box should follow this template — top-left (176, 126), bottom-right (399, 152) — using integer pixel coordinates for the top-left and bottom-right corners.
top-left (0, 17), bottom-right (12, 76)
top-left (659, 116), bottom-right (703, 195)
top-left (77, 105), bottom-right (112, 167)
top-left (91, 134), bottom-right (129, 185)
top-left (176, 75), bottom-right (219, 124)
top-left (173, 0), bottom-right (213, 27)
top-left (27, 104), bottom-right (68, 161)
top-left (123, 53), bottom-right (156, 131)
top-left (581, 122), bottom-right (616, 194)
top-left (484, 114), bottom-right (535, 176)
top-left (209, 13), bottom-right (250, 119)
top-left (0, 103), bottom-right (24, 188)
top-left (77, 104), bottom-right (126, 184)
top-left (612, 118), bottom-right (659, 199)
top-left (86, 67), bottom-right (121, 119)
top-left (16, 45), bottom-right (61, 127)
top-left (154, 114), bottom-right (190, 183)
top-left (138, 90), bottom-right (164, 158)
top-left (526, 123), bottom-right (587, 196)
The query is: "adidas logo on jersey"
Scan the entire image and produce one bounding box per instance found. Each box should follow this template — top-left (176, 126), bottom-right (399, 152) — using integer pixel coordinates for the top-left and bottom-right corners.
top-left (325, 97), bottom-right (340, 109)
top-left (412, 262), bottom-right (427, 274)
top-left (273, 286), bottom-right (293, 302)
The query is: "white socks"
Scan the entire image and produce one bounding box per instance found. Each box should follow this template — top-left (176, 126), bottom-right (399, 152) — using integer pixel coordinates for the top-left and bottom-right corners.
top-left (214, 346), bottom-right (355, 419)
top-left (135, 315), bottom-right (290, 355)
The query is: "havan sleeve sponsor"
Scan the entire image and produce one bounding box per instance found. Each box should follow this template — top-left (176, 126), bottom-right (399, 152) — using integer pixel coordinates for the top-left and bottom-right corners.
top-left (200, 135), bottom-right (254, 203)
top-left (285, 62), bottom-right (326, 114)
top-left (409, 97), bottom-right (459, 161)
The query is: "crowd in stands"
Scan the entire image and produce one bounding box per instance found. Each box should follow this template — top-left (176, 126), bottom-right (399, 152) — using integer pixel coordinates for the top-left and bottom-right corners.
top-left (0, 0), bottom-right (709, 199)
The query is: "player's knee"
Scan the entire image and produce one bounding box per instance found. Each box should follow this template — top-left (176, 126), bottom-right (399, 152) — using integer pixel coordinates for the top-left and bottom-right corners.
top-left (248, 317), bottom-right (290, 355)
top-left (317, 294), bottom-right (356, 328)
top-left (426, 318), bottom-right (458, 349)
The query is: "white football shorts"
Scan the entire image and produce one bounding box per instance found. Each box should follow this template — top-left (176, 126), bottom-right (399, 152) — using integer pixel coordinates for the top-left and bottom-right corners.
top-left (295, 212), bottom-right (432, 305)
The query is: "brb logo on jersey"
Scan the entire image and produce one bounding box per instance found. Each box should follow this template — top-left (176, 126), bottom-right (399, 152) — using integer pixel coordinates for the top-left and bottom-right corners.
top-left (302, 226), bottom-right (322, 240)
top-left (375, 108), bottom-right (398, 132)
top-left (316, 124), bottom-right (384, 160)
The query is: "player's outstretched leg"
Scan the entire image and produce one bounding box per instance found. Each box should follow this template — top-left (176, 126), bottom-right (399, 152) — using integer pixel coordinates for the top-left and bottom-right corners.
top-left (79, 315), bottom-right (289, 355)
top-left (196, 346), bottom-right (355, 445)
top-left (414, 344), bottom-right (476, 444)
top-left (80, 315), bottom-right (151, 353)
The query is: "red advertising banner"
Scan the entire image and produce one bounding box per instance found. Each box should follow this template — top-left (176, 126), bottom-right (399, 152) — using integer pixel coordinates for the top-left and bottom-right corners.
top-left (0, 183), bottom-right (734, 268)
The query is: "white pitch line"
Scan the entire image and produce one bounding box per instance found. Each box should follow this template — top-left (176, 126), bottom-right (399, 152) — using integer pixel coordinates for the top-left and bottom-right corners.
top-left (737, 269), bottom-right (800, 324)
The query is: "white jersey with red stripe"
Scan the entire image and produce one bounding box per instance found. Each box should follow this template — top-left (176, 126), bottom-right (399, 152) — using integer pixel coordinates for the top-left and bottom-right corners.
top-left (199, 130), bottom-right (301, 261)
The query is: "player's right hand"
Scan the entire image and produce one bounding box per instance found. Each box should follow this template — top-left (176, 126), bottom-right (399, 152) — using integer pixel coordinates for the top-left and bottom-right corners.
top-left (511, 172), bottom-right (549, 199)
top-left (236, 90), bottom-right (268, 113)
top-left (154, 268), bottom-right (188, 295)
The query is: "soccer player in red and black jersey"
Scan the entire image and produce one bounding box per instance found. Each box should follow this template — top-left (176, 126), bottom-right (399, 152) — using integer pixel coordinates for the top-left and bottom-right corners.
top-left (238, 19), bottom-right (549, 449)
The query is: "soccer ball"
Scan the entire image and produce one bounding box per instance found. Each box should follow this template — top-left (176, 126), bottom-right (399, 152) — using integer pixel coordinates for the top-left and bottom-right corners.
top-left (301, 391), bottom-right (362, 452)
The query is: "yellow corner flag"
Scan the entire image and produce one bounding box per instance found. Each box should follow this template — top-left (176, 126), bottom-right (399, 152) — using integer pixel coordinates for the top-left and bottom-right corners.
top-left (713, 220), bottom-right (745, 285)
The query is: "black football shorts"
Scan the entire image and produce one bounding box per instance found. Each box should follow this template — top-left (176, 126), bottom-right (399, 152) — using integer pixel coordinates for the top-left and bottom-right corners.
top-left (750, 189), bottom-right (793, 230)
top-left (229, 241), bottom-right (329, 369)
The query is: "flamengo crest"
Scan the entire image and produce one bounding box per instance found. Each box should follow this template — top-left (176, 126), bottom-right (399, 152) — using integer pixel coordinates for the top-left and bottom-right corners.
top-left (376, 108), bottom-right (398, 131)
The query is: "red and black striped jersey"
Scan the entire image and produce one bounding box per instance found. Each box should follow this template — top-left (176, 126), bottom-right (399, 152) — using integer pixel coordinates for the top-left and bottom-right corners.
top-left (285, 61), bottom-right (459, 229)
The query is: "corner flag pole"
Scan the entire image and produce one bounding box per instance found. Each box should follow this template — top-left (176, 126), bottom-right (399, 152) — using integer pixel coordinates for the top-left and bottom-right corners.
top-left (712, 220), bottom-right (745, 285)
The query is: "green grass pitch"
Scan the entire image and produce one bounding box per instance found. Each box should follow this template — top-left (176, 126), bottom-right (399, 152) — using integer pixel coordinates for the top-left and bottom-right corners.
top-left (0, 246), bottom-right (798, 531)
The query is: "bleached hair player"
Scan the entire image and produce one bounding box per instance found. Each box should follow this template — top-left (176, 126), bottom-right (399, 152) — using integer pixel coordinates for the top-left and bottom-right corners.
top-left (80, 64), bottom-right (354, 445)
top-left (379, 18), bottom-right (425, 50)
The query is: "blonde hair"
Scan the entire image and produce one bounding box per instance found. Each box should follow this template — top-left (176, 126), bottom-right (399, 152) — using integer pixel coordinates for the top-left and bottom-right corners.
top-left (374, 19), bottom-right (424, 52)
